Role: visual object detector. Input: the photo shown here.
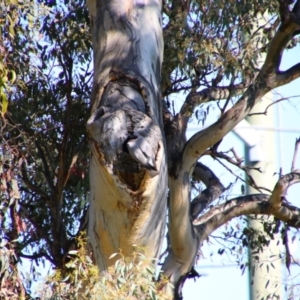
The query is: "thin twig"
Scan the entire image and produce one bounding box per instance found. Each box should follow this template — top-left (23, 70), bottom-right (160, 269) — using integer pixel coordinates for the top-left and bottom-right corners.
top-left (230, 148), bottom-right (243, 165)
top-left (204, 149), bottom-right (261, 173)
top-left (248, 96), bottom-right (300, 116)
top-left (291, 137), bottom-right (300, 171)
top-left (215, 157), bottom-right (272, 193)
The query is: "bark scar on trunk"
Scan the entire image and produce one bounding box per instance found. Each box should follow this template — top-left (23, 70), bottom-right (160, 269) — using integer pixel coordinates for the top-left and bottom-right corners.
top-left (87, 80), bottom-right (162, 191)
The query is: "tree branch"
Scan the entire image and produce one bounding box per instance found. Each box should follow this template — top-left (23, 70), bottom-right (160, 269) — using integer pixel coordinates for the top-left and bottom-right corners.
top-left (163, 3), bottom-right (300, 294)
top-left (194, 170), bottom-right (300, 241)
top-left (207, 150), bottom-right (272, 193)
top-left (262, 0), bottom-right (300, 73)
top-left (247, 96), bottom-right (300, 116)
top-left (19, 251), bottom-right (55, 265)
top-left (178, 0), bottom-right (300, 124)
top-left (180, 80), bottom-right (269, 173)
top-left (269, 169), bottom-right (300, 207)
top-left (35, 141), bottom-right (55, 193)
top-left (291, 137), bottom-right (300, 171)
top-left (191, 162), bottom-right (225, 219)
top-left (180, 9), bottom-right (300, 173)
top-left (276, 62), bottom-right (300, 86)
top-left (194, 194), bottom-right (269, 226)
top-left (20, 165), bottom-right (51, 202)
top-left (195, 194), bottom-right (300, 242)
top-left (180, 82), bottom-right (249, 120)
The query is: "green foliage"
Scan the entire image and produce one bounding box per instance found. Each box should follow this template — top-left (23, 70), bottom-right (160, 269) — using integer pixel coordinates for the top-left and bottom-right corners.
top-left (41, 233), bottom-right (172, 300)
top-left (0, 0), bottom-right (36, 115)
top-left (1, 0), bottom-right (91, 283)
top-left (162, 0), bottom-right (289, 100)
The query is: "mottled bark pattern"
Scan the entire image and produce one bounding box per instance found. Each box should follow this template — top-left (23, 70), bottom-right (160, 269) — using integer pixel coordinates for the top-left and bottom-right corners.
top-left (87, 0), bottom-right (167, 271)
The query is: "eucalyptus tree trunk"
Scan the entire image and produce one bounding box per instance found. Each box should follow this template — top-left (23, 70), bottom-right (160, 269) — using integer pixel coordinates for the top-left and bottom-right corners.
top-left (85, 0), bottom-right (300, 298)
top-left (86, 0), bottom-right (167, 271)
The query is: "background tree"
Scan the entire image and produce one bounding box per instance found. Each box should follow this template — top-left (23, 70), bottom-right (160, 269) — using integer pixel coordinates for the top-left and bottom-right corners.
top-left (1, 0), bottom-right (300, 299)
top-left (1, 1), bottom-right (91, 297)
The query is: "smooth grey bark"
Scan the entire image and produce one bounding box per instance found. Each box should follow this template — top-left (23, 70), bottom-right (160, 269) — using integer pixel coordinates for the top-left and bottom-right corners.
top-left (86, 0), bottom-right (168, 271)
